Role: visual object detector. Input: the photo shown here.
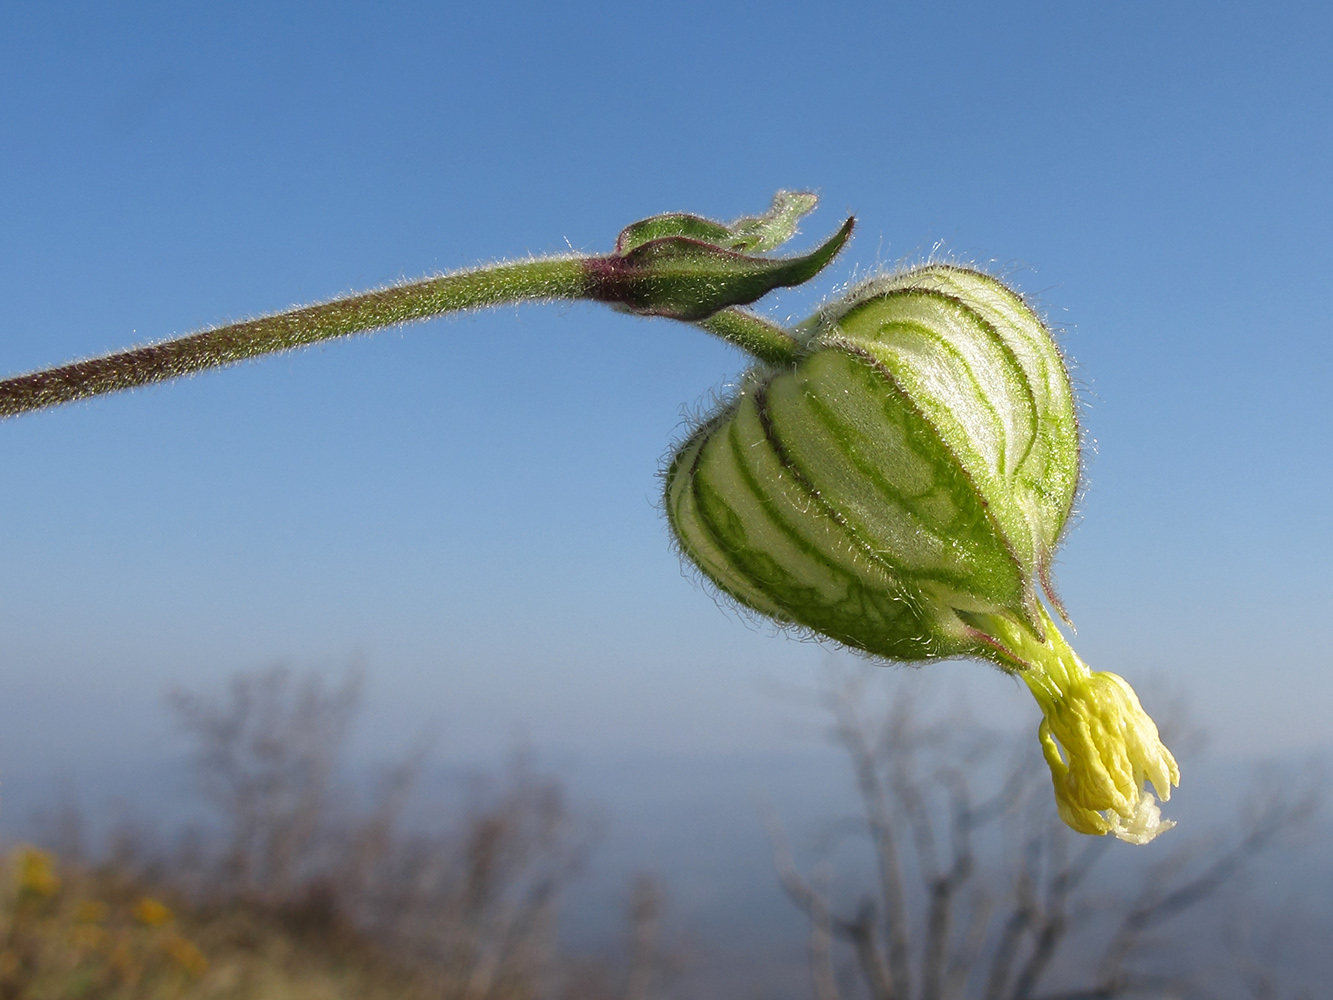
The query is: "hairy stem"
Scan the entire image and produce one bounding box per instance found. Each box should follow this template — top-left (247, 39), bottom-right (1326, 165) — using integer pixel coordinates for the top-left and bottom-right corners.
top-left (694, 308), bottom-right (804, 367)
top-left (1, 262), bottom-right (820, 422)
top-left (0, 258), bottom-right (592, 420)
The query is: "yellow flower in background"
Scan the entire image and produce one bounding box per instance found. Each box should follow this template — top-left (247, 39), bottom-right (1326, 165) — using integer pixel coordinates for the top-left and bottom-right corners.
top-left (73, 899), bottom-right (109, 924)
top-left (15, 847), bottom-right (61, 898)
top-left (163, 934), bottom-right (209, 977)
top-left (132, 897), bottom-right (174, 928)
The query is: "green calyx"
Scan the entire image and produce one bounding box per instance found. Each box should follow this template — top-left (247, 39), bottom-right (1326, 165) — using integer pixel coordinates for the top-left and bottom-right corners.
top-left (667, 264), bottom-right (1079, 659)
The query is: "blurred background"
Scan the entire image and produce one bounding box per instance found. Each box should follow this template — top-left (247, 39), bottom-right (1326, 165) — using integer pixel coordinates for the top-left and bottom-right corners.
top-left (1, 2), bottom-right (1330, 997)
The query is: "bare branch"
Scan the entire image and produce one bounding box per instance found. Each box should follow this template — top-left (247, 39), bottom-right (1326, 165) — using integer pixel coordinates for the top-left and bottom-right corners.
top-left (983, 832), bottom-right (1040, 1000)
top-left (946, 887), bottom-right (993, 1000)
top-left (921, 772), bottom-right (978, 1000)
top-left (625, 875), bottom-right (664, 1000)
top-left (1098, 784), bottom-right (1318, 987)
top-left (767, 811), bottom-right (846, 1000)
top-left (836, 901), bottom-right (898, 1000)
top-left (807, 865), bottom-right (842, 1000)
top-left (1008, 833), bottom-right (1109, 1000)
top-left (829, 677), bottom-right (913, 1000)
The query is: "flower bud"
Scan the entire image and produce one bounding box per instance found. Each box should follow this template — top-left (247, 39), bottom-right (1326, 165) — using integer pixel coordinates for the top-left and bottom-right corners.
top-left (585, 191), bottom-right (853, 322)
top-left (665, 264), bottom-right (1178, 841)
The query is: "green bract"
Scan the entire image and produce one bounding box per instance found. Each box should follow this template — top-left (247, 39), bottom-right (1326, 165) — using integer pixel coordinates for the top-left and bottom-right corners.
top-left (587, 193), bottom-right (853, 323)
top-left (667, 264), bottom-right (1179, 843)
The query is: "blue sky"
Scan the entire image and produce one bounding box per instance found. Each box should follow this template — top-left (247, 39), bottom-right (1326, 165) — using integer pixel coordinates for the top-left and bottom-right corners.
top-left (1, 1), bottom-right (1331, 790)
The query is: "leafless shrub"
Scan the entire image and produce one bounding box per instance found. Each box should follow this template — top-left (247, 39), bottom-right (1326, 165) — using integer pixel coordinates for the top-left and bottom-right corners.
top-left (771, 670), bottom-right (1320, 1000)
top-left (158, 664), bottom-right (655, 1000)
top-left (165, 667), bottom-right (364, 900)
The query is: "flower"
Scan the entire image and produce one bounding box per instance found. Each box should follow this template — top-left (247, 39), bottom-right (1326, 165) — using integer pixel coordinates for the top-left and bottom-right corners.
top-left (1034, 668), bottom-right (1178, 844)
top-left (665, 263), bottom-right (1178, 840)
top-left (15, 847), bottom-right (61, 897)
top-left (132, 897), bottom-right (174, 927)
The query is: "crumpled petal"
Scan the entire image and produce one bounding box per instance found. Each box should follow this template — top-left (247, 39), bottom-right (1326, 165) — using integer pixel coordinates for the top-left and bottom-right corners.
top-left (1030, 667), bottom-right (1179, 844)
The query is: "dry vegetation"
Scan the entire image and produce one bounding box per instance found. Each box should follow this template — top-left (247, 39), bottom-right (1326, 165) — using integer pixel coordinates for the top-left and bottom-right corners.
top-left (0, 667), bottom-right (667, 1000)
top-left (1, 666), bottom-right (1321, 1000)
top-left (771, 673), bottom-right (1321, 1000)
top-left (0, 842), bottom-right (415, 1000)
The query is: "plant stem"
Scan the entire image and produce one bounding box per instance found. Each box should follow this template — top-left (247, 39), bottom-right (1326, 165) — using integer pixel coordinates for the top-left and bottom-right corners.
top-left (0, 258), bottom-right (830, 421)
top-left (693, 309), bottom-right (804, 367)
top-left (0, 258), bottom-right (592, 420)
